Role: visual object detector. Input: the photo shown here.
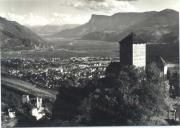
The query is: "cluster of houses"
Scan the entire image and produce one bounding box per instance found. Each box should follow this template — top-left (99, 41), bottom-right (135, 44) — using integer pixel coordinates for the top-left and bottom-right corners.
top-left (2, 56), bottom-right (111, 89)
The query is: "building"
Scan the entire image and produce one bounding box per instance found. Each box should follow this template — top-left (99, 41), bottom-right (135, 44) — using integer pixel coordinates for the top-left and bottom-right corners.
top-left (1, 77), bottom-right (57, 120)
top-left (36, 97), bottom-right (43, 109)
top-left (32, 97), bottom-right (46, 120)
top-left (22, 95), bottom-right (30, 104)
top-left (119, 33), bottom-right (146, 68)
top-left (157, 56), bottom-right (179, 76)
top-left (160, 57), bottom-right (179, 76)
top-left (157, 56), bottom-right (180, 96)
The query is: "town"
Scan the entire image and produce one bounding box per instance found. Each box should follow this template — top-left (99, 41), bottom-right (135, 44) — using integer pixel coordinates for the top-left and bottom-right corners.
top-left (1, 56), bottom-right (115, 89)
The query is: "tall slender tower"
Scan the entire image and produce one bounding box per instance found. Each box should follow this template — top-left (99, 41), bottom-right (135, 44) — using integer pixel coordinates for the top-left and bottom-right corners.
top-left (119, 33), bottom-right (146, 68)
top-left (37, 97), bottom-right (42, 109)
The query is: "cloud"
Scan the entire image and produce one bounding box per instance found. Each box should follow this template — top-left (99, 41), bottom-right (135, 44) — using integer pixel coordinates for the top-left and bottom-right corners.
top-left (116, 0), bottom-right (137, 1)
top-left (0, 12), bottom-right (90, 26)
top-left (85, 0), bottom-right (136, 2)
top-left (0, 0), bottom-right (138, 25)
top-left (66, 0), bottom-right (137, 14)
top-left (87, 0), bottom-right (105, 2)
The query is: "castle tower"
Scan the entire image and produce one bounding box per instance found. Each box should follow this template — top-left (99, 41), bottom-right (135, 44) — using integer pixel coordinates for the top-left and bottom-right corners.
top-left (119, 33), bottom-right (146, 68)
top-left (37, 97), bottom-right (42, 109)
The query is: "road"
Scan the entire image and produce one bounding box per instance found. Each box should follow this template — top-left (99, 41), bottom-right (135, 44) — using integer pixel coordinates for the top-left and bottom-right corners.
top-left (1, 77), bottom-right (58, 101)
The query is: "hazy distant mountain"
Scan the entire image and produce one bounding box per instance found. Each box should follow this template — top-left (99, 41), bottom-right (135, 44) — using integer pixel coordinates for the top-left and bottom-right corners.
top-left (82, 24), bottom-right (179, 43)
top-left (29, 24), bottom-right (79, 37)
top-left (0, 17), bottom-right (46, 51)
top-left (54, 9), bottom-right (179, 43)
top-left (54, 11), bottom-right (156, 38)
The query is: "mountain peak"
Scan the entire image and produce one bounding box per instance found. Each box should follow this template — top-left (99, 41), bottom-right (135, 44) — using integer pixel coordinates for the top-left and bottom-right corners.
top-left (90, 14), bottom-right (109, 19)
top-left (160, 9), bottom-right (178, 13)
top-left (88, 14), bottom-right (109, 24)
top-left (0, 17), bottom-right (7, 21)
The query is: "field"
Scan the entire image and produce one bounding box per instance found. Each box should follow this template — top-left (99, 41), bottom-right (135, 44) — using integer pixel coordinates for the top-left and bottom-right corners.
top-left (1, 38), bottom-right (119, 59)
top-left (2, 37), bottom-right (179, 64)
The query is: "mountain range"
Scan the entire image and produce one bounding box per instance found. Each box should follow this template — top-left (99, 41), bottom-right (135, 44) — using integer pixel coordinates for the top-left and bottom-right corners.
top-left (0, 9), bottom-right (179, 51)
top-left (29, 24), bottom-right (79, 37)
top-left (54, 9), bottom-right (179, 44)
top-left (0, 17), bottom-right (46, 51)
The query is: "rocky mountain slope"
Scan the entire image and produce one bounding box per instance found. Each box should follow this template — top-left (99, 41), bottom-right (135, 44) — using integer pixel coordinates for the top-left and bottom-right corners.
top-left (0, 17), bottom-right (46, 51)
top-left (54, 9), bottom-right (179, 44)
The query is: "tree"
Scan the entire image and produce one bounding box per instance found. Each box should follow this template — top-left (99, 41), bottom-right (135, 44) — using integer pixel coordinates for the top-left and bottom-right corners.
top-left (146, 62), bottom-right (161, 82)
top-left (85, 64), bottom-right (167, 125)
top-left (85, 66), bottom-right (143, 125)
top-left (169, 72), bottom-right (180, 98)
top-left (52, 86), bottom-right (84, 121)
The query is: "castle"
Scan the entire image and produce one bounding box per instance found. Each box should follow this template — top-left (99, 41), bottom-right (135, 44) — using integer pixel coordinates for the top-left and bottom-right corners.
top-left (119, 32), bottom-right (146, 68)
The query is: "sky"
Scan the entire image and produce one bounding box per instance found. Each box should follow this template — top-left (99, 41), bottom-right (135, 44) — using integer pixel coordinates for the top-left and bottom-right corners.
top-left (0, 0), bottom-right (179, 26)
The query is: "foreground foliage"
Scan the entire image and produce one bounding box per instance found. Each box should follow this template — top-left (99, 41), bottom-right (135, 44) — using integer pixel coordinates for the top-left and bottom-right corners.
top-left (52, 63), bottom-right (168, 126)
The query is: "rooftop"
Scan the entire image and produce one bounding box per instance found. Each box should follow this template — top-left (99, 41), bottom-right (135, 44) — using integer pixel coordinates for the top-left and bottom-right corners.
top-left (160, 56), bottom-right (179, 65)
top-left (119, 32), bottom-right (146, 44)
